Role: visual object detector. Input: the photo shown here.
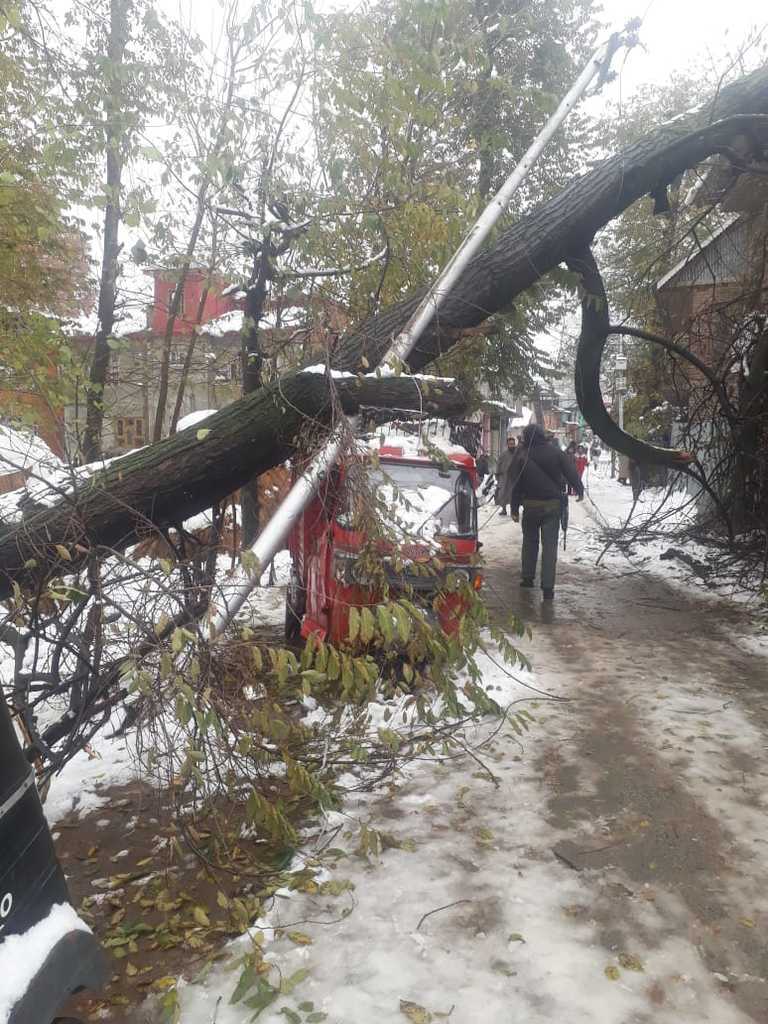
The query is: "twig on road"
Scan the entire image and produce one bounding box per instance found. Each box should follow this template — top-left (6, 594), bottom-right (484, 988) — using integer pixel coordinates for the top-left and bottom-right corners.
top-left (416, 899), bottom-right (473, 932)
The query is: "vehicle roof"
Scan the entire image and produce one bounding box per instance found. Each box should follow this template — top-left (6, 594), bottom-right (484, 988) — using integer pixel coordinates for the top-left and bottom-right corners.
top-left (377, 446), bottom-right (475, 472)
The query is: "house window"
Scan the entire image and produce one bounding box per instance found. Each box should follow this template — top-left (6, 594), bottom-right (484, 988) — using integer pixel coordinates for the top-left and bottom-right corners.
top-left (115, 417), bottom-right (145, 448)
top-left (107, 355), bottom-right (120, 384)
top-left (170, 346), bottom-right (185, 367)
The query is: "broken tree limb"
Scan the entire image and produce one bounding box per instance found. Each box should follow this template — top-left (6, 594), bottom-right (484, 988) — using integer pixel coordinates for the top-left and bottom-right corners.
top-left (570, 249), bottom-right (741, 541)
top-left (569, 247), bottom-right (695, 468)
top-left (0, 372), bottom-right (466, 600)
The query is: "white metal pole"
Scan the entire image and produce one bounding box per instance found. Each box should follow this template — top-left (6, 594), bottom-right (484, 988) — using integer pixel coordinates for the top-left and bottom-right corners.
top-left (207, 28), bottom-right (637, 638)
top-left (383, 31), bottom-right (631, 370)
top-left (207, 430), bottom-right (346, 639)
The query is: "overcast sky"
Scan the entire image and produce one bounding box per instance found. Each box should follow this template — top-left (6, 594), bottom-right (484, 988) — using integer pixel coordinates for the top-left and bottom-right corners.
top-left (596, 0), bottom-right (767, 94)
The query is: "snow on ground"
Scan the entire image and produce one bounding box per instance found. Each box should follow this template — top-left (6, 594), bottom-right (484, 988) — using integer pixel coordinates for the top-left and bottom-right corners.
top-left (161, 475), bottom-right (768, 1024)
top-left (42, 717), bottom-right (137, 826)
top-left (172, 638), bottom-right (754, 1024)
top-left (571, 461), bottom-right (761, 606)
top-left (9, 451), bottom-right (767, 1022)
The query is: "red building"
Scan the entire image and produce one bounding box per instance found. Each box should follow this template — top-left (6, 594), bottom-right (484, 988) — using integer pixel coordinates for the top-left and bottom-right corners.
top-left (148, 269), bottom-right (243, 335)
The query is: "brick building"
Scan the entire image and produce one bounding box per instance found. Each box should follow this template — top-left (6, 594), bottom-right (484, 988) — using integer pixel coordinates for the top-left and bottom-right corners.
top-left (63, 270), bottom-right (347, 458)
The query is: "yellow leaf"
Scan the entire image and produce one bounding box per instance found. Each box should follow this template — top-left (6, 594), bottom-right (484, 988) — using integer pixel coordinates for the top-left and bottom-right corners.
top-left (399, 1000), bottom-right (432, 1023)
top-left (739, 917), bottom-right (756, 928)
top-left (153, 976), bottom-right (178, 990)
top-left (287, 931), bottom-right (313, 946)
top-left (192, 906), bottom-right (210, 927)
top-left (604, 965), bottom-right (620, 981)
top-left (126, 962), bottom-right (138, 977)
top-left (618, 953), bottom-right (644, 972)
top-left (55, 544), bottom-right (72, 561)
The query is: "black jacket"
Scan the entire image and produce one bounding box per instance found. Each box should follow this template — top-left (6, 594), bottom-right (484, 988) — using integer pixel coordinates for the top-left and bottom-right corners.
top-left (508, 437), bottom-right (584, 514)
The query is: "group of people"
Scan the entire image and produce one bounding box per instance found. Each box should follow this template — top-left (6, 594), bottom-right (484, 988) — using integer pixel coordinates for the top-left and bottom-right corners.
top-left (486, 425), bottom-right (585, 600)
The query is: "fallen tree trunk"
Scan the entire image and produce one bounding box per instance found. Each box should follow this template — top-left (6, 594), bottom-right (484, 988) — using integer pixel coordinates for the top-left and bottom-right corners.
top-left (0, 372), bottom-right (465, 599)
top-left (3, 66), bottom-right (768, 598)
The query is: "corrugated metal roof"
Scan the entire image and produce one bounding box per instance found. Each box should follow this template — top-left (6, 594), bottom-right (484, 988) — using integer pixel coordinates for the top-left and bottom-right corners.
top-left (657, 216), bottom-right (750, 290)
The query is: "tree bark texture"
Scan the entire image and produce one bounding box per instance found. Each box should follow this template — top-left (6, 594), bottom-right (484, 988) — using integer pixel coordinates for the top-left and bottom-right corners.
top-left (82, 0), bottom-right (129, 461)
top-left (239, 250), bottom-right (270, 547)
top-left (567, 248), bottom-right (697, 468)
top-left (0, 374), bottom-right (465, 599)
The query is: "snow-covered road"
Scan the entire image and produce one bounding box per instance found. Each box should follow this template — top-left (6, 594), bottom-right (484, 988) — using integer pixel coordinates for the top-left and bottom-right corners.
top-left (160, 478), bottom-right (768, 1024)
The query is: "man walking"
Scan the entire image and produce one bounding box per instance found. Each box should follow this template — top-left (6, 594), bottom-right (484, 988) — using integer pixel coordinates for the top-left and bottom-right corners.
top-left (508, 423), bottom-right (584, 600)
top-left (495, 433), bottom-right (517, 515)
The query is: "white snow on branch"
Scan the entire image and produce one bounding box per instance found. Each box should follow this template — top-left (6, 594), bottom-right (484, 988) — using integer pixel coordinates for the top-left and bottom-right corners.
top-left (176, 409), bottom-right (218, 432)
top-left (286, 245), bottom-right (388, 279)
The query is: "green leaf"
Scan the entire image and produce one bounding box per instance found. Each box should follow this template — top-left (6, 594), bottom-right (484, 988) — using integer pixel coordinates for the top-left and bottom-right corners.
top-left (348, 605), bottom-right (360, 643)
top-left (230, 964), bottom-right (258, 1004)
top-left (393, 604), bottom-right (411, 643)
top-left (280, 967), bottom-right (310, 995)
top-left (376, 604), bottom-right (394, 643)
top-left (244, 987), bottom-right (278, 1019)
top-left (196, 428), bottom-right (211, 440)
top-left (360, 606), bottom-right (376, 644)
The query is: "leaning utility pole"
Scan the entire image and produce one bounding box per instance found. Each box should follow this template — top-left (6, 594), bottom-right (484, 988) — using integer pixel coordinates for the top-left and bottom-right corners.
top-left (213, 24), bottom-right (643, 636)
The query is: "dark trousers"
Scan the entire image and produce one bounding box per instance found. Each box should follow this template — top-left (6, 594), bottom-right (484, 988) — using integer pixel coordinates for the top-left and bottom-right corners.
top-left (521, 499), bottom-right (561, 590)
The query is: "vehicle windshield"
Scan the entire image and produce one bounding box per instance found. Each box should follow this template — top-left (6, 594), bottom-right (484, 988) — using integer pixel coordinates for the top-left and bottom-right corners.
top-left (368, 460), bottom-right (476, 538)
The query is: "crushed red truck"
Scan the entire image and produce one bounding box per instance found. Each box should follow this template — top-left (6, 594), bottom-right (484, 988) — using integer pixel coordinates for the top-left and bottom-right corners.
top-left (285, 434), bottom-right (483, 646)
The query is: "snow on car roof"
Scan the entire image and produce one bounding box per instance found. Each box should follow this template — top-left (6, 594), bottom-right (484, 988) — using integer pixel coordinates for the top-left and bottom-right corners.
top-left (0, 424), bottom-right (62, 477)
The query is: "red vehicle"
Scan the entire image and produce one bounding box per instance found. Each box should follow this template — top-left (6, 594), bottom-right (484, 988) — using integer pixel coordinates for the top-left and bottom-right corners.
top-left (285, 443), bottom-right (482, 646)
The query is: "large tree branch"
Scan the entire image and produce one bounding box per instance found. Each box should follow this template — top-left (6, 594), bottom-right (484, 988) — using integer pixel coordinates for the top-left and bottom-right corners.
top-left (331, 100), bottom-right (768, 374)
top-left (0, 373), bottom-right (465, 599)
top-left (568, 248), bottom-right (695, 468)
